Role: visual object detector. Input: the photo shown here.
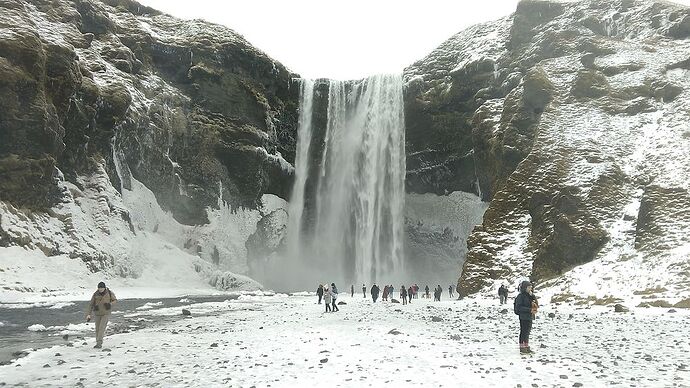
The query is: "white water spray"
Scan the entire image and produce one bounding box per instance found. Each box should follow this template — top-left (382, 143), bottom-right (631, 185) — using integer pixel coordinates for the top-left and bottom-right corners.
top-left (282, 74), bottom-right (406, 290)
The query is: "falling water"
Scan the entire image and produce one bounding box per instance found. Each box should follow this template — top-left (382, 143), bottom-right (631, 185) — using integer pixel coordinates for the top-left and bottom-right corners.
top-left (283, 74), bottom-right (406, 290)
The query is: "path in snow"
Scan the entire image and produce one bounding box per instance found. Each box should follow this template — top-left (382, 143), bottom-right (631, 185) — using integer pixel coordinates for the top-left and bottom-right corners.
top-left (0, 294), bottom-right (688, 387)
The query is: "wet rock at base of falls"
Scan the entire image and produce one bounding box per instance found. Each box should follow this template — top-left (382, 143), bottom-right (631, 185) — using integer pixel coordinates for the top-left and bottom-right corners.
top-left (387, 329), bottom-right (402, 335)
top-left (337, 301), bottom-right (346, 305)
top-left (391, 299), bottom-right (400, 304)
top-left (431, 316), bottom-right (444, 322)
top-left (182, 309), bottom-right (191, 316)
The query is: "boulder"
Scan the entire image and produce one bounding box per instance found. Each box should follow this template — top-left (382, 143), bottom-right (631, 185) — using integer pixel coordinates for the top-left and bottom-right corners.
top-left (614, 304), bottom-right (629, 313)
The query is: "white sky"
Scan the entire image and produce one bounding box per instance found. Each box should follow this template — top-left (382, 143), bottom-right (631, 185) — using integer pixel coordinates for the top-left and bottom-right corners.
top-left (136, 0), bottom-right (690, 80)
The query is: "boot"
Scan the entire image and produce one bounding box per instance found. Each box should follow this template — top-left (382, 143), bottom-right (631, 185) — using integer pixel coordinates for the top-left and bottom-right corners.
top-left (521, 342), bottom-right (533, 354)
top-left (94, 343), bottom-right (102, 349)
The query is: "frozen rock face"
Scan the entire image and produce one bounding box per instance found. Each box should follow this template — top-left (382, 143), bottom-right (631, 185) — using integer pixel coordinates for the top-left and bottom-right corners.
top-left (0, 0), bottom-right (296, 293)
top-left (404, 0), bottom-right (690, 300)
top-left (0, 0), bottom-right (298, 223)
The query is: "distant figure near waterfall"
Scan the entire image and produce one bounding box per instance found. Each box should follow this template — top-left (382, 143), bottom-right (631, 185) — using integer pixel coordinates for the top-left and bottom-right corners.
top-left (408, 286), bottom-right (414, 304)
top-left (400, 285), bottom-right (408, 305)
top-left (362, 284), bottom-right (366, 298)
top-left (448, 285), bottom-right (454, 298)
top-left (382, 285), bottom-right (389, 301)
top-left (351, 284), bottom-right (354, 297)
top-left (425, 285), bottom-right (430, 299)
top-left (324, 286), bottom-right (332, 312)
top-left (331, 283), bottom-right (340, 312)
top-left (371, 284), bottom-right (380, 303)
top-left (317, 284), bottom-right (324, 304)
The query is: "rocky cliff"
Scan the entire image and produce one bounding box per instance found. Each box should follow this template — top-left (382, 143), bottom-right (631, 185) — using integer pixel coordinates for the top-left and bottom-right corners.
top-left (0, 0), bottom-right (298, 295)
top-left (404, 0), bottom-right (690, 303)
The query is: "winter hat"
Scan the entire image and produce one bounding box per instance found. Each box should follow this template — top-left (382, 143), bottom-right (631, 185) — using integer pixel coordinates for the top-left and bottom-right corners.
top-left (519, 280), bottom-right (531, 292)
top-left (98, 281), bottom-right (106, 289)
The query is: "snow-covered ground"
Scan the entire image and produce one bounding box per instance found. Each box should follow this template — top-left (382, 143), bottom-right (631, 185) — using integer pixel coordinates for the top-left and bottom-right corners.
top-left (1, 294), bottom-right (688, 387)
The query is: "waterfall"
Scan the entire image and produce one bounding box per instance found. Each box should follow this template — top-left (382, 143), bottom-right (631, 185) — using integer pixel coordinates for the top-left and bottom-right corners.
top-left (285, 79), bottom-right (316, 263)
top-left (283, 74), bottom-right (406, 290)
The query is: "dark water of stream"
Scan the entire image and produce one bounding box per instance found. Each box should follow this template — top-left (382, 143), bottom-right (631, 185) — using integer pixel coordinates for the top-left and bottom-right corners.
top-left (0, 295), bottom-right (238, 364)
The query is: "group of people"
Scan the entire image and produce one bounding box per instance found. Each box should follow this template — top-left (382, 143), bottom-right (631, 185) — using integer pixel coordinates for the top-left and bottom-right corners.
top-left (316, 283), bottom-right (341, 312)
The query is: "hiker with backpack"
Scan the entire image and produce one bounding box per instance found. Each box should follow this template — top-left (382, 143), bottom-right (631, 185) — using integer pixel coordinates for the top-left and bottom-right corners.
top-left (85, 282), bottom-right (117, 349)
top-left (514, 280), bottom-right (538, 354)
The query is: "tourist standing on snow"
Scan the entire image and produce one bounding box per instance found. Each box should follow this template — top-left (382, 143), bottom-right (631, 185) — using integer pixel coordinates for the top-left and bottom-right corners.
top-left (514, 280), bottom-right (538, 353)
top-left (317, 284), bottom-right (324, 304)
top-left (85, 281), bottom-right (117, 349)
top-left (351, 284), bottom-right (354, 297)
top-left (400, 285), bottom-right (408, 305)
top-left (498, 284), bottom-right (508, 304)
top-left (324, 286), bottom-right (332, 312)
top-left (425, 285), bottom-right (430, 299)
top-left (448, 285), bottom-right (454, 298)
top-left (362, 284), bottom-right (366, 298)
top-left (331, 283), bottom-right (340, 312)
top-left (382, 285), bottom-right (389, 301)
top-left (408, 286), bottom-right (414, 304)
top-left (371, 284), bottom-right (380, 302)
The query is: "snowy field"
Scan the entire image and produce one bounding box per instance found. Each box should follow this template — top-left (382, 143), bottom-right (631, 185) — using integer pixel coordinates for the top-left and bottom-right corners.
top-left (1, 294), bottom-right (688, 387)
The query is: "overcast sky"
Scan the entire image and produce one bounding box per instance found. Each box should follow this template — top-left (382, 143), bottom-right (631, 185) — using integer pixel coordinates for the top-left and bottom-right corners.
top-left (136, 0), bottom-right (690, 80)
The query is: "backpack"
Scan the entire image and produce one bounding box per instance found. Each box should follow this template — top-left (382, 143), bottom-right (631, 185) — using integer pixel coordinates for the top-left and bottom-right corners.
top-left (513, 295), bottom-right (520, 315)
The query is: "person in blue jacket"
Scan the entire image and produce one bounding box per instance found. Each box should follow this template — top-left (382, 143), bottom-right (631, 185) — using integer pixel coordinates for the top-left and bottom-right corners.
top-left (514, 280), bottom-right (538, 353)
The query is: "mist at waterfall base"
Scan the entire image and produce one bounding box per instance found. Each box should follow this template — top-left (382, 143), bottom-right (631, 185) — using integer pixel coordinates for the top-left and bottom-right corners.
top-left (261, 75), bottom-right (408, 291)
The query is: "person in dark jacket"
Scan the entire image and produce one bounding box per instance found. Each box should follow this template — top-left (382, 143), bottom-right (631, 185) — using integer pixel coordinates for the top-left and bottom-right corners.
top-left (331, 283), bottom-right (340, 312)
top-left (362, 284), bottom-right (366, 298)
top-left (351, 284), bottom-right (354, 297)
top-left (514, 280), bottom-right (538, 353)
top-left (407, 286), bottom-right (413, 304)
top-left (448, 285), bottom-right (454, 298)
top-left (498, 284), bottom-right (508, 304)
top-left (317, 284), bottom-right (324, 304)
top-left (400, 285), bottom-right (407, 305)
top-left (371, 284), bottom-right (380, 303)
top-left (425, 285), bottom-right (430, 299)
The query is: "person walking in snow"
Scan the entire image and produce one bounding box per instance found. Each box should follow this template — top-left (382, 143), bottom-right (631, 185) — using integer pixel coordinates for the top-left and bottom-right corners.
top-left (371, 284), bottom-right (380, 303)
top-left (362, 284), bottom-right (366, 298)
top-left (351, 284), bottom-right (354, 297)
top-left (514, 280), bottom-right (538, 353)
top-left (85, 281), bottom-right (117, 348)
top-left (331, 283), bottom-right (340, 312)
top-left (317, 284), bottom-right (324, 304)
top-left (324, 286), bottom-right (332, 312)
top-left (408, 286), bottom-right (414, 304)
top-left (425, 285), bottom-right (430, 299)
top-left (414, 284), bottom-right (419, 299)
top-left (448, 285), bottom-right (454, 298)
top-left (400, 285), bottom-right (408, 305)
top-left (382, 285), bottom-right (389, 301)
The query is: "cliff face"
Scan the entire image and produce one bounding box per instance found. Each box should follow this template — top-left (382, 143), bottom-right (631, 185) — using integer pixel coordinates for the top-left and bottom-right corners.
top-left (404, 0), bottom-right (690, 302)
top-left (0, 0), bottom-right (298, 293)
top-left (0, 0), bottom-right (298, 223)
